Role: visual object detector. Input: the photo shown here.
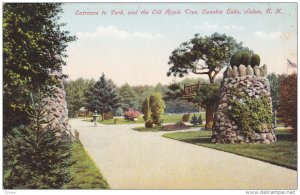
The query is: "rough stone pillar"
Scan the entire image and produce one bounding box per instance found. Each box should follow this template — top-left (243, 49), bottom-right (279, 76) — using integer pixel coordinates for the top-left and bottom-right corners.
top-left (211, 65), bottom-right (276, 144)
top-left (43, 70), bottom-right (73, 140)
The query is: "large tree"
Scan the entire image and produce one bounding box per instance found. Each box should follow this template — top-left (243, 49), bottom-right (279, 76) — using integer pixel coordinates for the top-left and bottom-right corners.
top-left (119, 83), bottom-right (139, 111)
top-left (278, 73), bottom-right (297, 138)
top-left (167, 33), bottom-right (249, 128)
top-left (86, 73), bottom-right (121, 121)
top-left (65, 78), bottom-right (95, 118)
top-left (3, 3), bottom-right (76, 134)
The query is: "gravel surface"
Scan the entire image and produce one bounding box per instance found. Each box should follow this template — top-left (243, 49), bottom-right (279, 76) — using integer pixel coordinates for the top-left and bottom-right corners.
top-left (70, 119), bottom-right (297, 189)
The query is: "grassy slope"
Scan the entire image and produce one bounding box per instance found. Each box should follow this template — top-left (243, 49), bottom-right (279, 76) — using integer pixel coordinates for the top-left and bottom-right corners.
top-left (163, 129), bottom-right (297, 170)
top-left (63, 142), bottom-right (110, 189)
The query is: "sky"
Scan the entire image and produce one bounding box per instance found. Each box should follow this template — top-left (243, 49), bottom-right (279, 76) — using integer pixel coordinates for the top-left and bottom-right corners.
top-left (60, 2), bottom-right (297, 86)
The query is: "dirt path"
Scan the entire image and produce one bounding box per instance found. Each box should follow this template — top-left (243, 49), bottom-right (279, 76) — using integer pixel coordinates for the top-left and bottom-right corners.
top-left (70, 119), bottom-right (297, 189)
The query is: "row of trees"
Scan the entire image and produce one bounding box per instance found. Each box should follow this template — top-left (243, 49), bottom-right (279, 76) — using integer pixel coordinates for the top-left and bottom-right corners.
top-left (65, 77), bottom-right (201, 118)
top-left (3, 3), bottom-right (76, 188)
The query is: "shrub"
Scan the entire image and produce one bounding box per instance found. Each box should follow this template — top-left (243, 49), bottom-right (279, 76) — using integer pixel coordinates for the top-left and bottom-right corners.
top-left (149, 93), bottom-right (165, 125)
top-left (3, 91), bottom-right (72, 189)
top-left (182, 113), bottom-right (190, 122)
top-left (145, 120), bottom-right (154, 128)
top-left (124, 109), bottom-right (140, 121)
top-left (142, 98), bottom-right (150, 121)
top-left (198, 114), bottom-right (203, 125)
top-left (190, 114), bottom-right (198, 125)
top-left (250, 54), bottom-right (260, 67)
top-left (241, 51), bottom-right (251, 66)
top-left (230, 52), bottom-right (242, 67)
top-left (279, 73), bottom-right (297, 139)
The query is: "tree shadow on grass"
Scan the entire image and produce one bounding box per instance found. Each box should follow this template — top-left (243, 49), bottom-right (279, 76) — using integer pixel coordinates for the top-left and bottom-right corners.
top-left (180, 137), bottom-right (211, 144)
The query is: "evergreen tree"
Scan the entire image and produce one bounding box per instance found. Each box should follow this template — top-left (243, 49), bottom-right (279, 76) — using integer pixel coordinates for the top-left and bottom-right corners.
top-left (3, 3), bottom-right (76, 135)
top-left (141, 98), bottom-right (150, 121)
top-left (4, 90), bottom-right (72, 189)
top-left (87, 73), bottom-right (121, 121)
top-left (119, 83), bottom-right (139, 111)
top-left (149, 92), bottom-right (166, 125)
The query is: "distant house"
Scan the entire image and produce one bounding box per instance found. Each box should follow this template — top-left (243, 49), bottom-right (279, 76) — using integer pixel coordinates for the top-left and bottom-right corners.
top-left (78, 107), bottom-right (88, 117)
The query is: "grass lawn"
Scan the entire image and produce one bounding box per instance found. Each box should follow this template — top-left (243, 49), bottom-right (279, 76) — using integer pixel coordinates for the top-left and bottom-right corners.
top-left (163, 129), bottom-right (297, 170)
top-left (82, 113), bottom-right (206, 125)
top-left (63, 142), bottom-right (110, 189)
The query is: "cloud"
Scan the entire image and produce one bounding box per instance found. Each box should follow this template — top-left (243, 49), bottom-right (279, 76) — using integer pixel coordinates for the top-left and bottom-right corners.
top-left (254, 31), bottom-right (281, 40)
top-left (195, 22), bottom-right (244, 32)
top-left (76, 26), bottom-right (163, 40)
top-left (195, 22), bottom-right (219, 30)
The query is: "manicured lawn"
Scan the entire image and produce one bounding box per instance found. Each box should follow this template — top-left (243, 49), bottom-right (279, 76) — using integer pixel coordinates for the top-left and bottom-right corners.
top-left (132, 126), bottom-right (163, 132)
top-left (163, 129), bottom-right (297, 170)
top-left (63, 142), bottom-right (110, 189)
top-left (82, 113), bottom-right (205, 125)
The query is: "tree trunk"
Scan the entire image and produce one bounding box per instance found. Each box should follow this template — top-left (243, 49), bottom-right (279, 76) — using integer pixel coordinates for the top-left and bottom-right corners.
top-left (205, 103), bottom-right (215, 129)
top-left (102, 112), bottom-right (104, 121)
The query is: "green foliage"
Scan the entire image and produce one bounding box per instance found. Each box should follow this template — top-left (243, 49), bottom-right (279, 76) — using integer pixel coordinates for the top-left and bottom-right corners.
top-left (241, 51), bottom-right (251, 66)
top-left (198, 114), bottom-right (203, 125)
top-left (63, 142), bottom-right (109, 189)
top-left (3, 3), bottom-right (76, 134)
top-left (86, 73), bottom-right (121, 119)
top-left (250, 54), bottom-right (261, 67)
top-left (230, 52), bottom-right (242, 66)
top-left (164, 83), bottom-right (183, 101)
top-left (279, 73), bottom-right (297, 136)
top-left (149, 92), bottom-right (166, 125)
top-left (145, 120), bottom-right (154, 128)
top-left (190, 114), bottom-right (198, 125)
top-left (4, 91), bottom-right (72, 189)
top-left (267, 73), bottom-right (287, 111)
top-left (142, 98), bottom-right (150, 121)
top-left (192, 84), bottom-right (219, 108)
top-left (168, 32), bottom-right (251, 83)
top-left (227, 91), bottom-right (272, 137)
top-left (65, 78), bottom-right (95, 118)
top-left (119, 83), bottom-right (139, 111)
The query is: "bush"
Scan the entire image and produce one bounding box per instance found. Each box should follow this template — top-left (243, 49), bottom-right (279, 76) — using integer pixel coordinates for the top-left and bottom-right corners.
top-left (3, 92), bottom-right (72, 189)
top-left (145, 120), bottom-right (154, 128)
top-left (241, 51), bottom-right (251, 66)
top-left (190, 114), bottom-right (198, 125)
top-left (142, 98), bottom-right (150, 121)
top-left (279, 73), bottom-right (297, 139)
top-left (149, 93), bottom-right (165, 125)
top-left (230, 52), bottom-right (242, 67)
top-left (250, 54), bottom-right (260, 67)
top-left (124, 109), bottom-right (140, 121)
top-left (182, 113), bottom-right (190, 122)
top-left (198, 114), bottom-right (203, 125)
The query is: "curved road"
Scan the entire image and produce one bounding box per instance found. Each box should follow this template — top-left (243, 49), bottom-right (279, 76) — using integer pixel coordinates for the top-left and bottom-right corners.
top-left (70, 119), bottom-right (297, 190)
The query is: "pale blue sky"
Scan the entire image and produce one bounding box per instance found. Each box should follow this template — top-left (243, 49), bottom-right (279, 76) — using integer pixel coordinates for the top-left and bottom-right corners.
top-left (61, 2), bottom-right (297, 86)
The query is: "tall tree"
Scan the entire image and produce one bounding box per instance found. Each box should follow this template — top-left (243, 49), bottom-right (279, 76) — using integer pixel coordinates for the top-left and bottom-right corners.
top-left (119, 83), bottom-right (139, 111)
top-left (141, 98), bottom-right (150, 121)
top-left (267, 73), bottom-right (287, 111)
top-left (65, 78), bottom-right (95, 118)
top-left (149, 92), bottom-right (165, 125)
top-left (278, 73), bottom-right (297, 138)
top-left (167, 33), bottom-right (249, 128)
top-left (87, 73), bottom-right (121, 121)
top-left (3, 3), bottom-right (76, 134)
top-left (4, 90), bottom-right (72, 189)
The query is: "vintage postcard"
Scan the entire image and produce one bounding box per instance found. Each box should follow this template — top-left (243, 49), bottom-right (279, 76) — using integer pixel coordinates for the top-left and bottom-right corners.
top-left (2, 1), bottom-right (298, 193)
